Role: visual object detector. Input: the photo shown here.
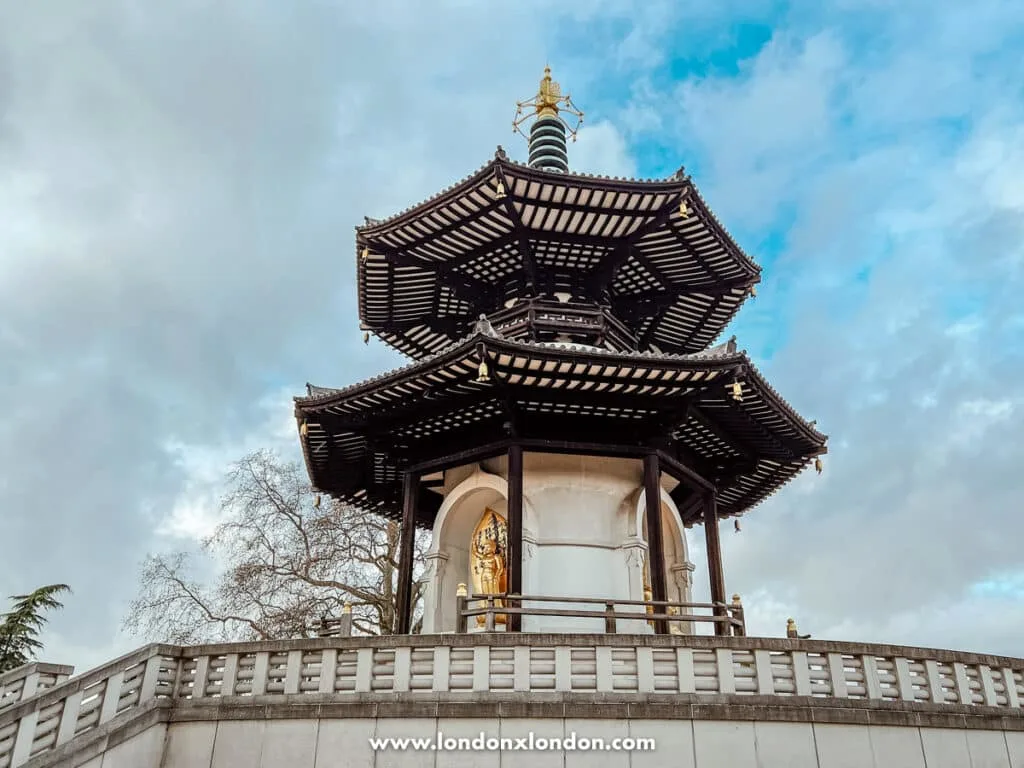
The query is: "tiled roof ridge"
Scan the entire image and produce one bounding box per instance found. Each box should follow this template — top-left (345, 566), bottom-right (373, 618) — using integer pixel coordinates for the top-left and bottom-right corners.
top-left (295, 331), bottom-right (745, 405)
top-left (355, 150), bottom-right (694, 234)
top-left (295, 331), bottom-right (822, 445)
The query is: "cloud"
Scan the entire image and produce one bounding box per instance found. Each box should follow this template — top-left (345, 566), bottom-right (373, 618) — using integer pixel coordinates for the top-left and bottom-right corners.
top-left (2, 0), bottom-right (1022, 672)
top-left (665, 3), bottom-right (1024, 654)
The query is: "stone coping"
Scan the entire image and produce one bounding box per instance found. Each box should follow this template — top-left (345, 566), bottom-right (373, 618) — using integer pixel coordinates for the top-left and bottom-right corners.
top-left (20, 689), bottom-right (1024, 768)
top-left (166, 691), bottom-right (1023, 731)
top-left (0, 661), bottom-right (75, 686)
top-left (179, 633), bottom-right (1024, 670)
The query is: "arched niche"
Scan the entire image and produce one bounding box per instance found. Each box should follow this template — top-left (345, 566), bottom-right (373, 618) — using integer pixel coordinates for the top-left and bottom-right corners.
top-left (421, 465), bottom-right (537, 633)
top-left (621, 486), bottom-right (695, 632)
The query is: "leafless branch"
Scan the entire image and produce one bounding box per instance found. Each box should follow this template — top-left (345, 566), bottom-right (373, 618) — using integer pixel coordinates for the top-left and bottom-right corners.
top-left (124, 449), bottom-right (428, 641)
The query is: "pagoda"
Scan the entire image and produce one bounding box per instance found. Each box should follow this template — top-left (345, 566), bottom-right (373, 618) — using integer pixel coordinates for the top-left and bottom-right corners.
top-left (294, 67), bottom-right (828, 636)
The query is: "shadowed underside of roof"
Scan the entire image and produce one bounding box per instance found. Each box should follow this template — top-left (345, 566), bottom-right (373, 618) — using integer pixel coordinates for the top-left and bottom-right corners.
top-left (295, 334), bottom-right (826, 528)
top-left (356, 152), bottom-right (760, 361)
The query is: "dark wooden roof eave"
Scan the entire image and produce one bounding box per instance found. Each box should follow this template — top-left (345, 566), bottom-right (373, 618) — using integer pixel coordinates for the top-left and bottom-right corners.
top-left (353, 152), bottom-right (763, 361)
top-left (294, 334), bottom-right (828, 526)
top-left (294, 333), bottom-right (826, 445)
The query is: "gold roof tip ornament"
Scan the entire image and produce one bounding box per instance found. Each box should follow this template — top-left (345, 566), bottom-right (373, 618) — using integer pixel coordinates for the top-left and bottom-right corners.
top-left (731, 594), bottom-right (742, 605)
top-left (730, 380), bottom-right (743, 401)
top-left (815, 456), bottom-right (823, 474)
top-left (456, 583), bottom-right (468, 598)
top-left (513, 65), bottom-right (584, 142)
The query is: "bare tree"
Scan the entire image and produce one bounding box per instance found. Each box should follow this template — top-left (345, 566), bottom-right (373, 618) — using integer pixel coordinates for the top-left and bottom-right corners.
top-left (124, 450), bottom-right (428, 643)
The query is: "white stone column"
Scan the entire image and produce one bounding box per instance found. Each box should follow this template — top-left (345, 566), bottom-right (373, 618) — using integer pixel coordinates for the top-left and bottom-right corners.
top-left (619, 536), bottom-right (651, 634)
top-left (420, 551), bottom-right (449, 634)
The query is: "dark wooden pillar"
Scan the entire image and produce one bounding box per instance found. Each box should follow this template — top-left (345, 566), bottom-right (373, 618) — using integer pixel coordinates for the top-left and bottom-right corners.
top-left (394, 471), bottom-right (419, 635)
top-left (643, 453), bottom-right (668, 634)
top-left (703, 492), bottom-right (728, 636)
top-left (507, 445), bottom-right (524, 631)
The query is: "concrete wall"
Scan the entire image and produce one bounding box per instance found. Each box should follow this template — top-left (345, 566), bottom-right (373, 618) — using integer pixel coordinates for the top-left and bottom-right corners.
top-left (58, 717), bottom-right (1024, 768)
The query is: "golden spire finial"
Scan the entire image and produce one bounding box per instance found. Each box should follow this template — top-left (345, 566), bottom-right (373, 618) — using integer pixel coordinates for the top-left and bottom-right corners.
top-left (513, 65), bottom-right (584, 142)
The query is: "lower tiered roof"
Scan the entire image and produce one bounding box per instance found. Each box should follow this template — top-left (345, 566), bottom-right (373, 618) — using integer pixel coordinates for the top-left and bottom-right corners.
top-left (295, 320), bottom-right (827, 529)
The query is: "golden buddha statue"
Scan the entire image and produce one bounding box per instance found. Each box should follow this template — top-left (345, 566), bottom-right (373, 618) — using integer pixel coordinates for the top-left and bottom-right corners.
top-left (471, 508), bottom-right (508, 626)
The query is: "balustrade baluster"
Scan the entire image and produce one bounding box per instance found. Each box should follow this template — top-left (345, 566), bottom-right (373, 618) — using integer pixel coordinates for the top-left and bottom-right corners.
top-left (393, 648), bottom-right (412, 693)
top-left (953, 662), bottom-right (973, 705)
top-left (861, 656), bottom-right (883, 699)
top-left (473, 647), bottom-right (490, 692)
top-left (826, 653), bottom-right (847, 698)
top-left (791, 652), bottom-right (811, 696)
top-left (716, 648), bottom-right (736, 694)
top-left (980, 665), bottom-right (999, 706)
top-left (754, 650), bottom-right (775, 695)
top-left (894, 657), bottom-right (915, 701)
top-left (925, 659), bottom-right (945, 704)
top-left (1003, 668), bottom-right (1021, 708)
top-left (432, 647), bottom-right (451, 693)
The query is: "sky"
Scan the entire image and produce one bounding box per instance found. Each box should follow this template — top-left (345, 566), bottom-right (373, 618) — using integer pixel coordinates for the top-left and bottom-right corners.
top-left (1, 0), bottom-right (1022, 671)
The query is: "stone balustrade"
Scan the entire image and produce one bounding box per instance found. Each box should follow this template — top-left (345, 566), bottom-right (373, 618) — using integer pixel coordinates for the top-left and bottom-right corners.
top-left (0, 665), bottom-right (74, 714)
top-left (1, 635), bottom-right (1022, 768)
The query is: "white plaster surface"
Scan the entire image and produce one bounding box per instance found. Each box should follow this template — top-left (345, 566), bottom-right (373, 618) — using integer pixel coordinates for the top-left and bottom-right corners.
top-left (210, 720), bottom-right (265, 768)
top-left (1007, 731), bottom-right (1024, 768)
top-left (374, 717), bottom-right (437, 768)
top-left (867, 725), bottom-right (926, 768)
top-left (752, 721), bottom-right (818, 768)
top-left (162, 721), bottom-right (216, 768)
top-left (563, 718), bottom-right (631, 768)
top-left (94, 724), bottom-right (166, 768)
top-left (498, 717), bottom-right (565, 768)
top-left (56, 716), bottom-right (1024, 767)
top-left (920, 727), bottom-right (972, 768)
top-left (261, 720), bottom-right (318, 768)
top-left (812, 723), bottom-right (874, 768)
top-left (423, 454), bottom-right (692, 634)
top-left (693, 721), bottom-right (757, 767)
top-left (966, 729), bottom-right (1013, 768)
top-left (433, 718), bottom-right (501, 768)
top-left (629, 720), bottom-right (695, 768)
top-left (313, 719), bottom-right (376, 768)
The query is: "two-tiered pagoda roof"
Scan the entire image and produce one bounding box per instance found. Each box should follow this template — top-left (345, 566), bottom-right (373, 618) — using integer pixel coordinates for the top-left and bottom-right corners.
top-left (299, 114), bottom-right (826, 528)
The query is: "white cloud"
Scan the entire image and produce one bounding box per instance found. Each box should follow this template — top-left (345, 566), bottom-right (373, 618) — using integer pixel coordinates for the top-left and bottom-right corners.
top-left (570, 121), bottom-right (637, 178)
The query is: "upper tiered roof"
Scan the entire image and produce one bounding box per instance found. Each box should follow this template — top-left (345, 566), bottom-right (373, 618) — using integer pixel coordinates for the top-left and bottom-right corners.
top-left (357, 149), bottom-right (760, 360)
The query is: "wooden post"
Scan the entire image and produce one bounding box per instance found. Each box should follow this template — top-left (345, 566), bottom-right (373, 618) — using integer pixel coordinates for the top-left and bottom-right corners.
top-left (456, 584), bottom-right (468, 633)
top-left (703, 492), bottom-right (728, 636)
top-left (507, 444), bottom-right (524, 631)
top-left (395, 471), bottom-right (419, 635)
top-left (643, 453), bottom-right (668, 634)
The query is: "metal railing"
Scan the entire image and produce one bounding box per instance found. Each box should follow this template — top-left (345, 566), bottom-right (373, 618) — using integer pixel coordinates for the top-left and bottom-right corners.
top-left (456, 592), bottom-right (745, 635)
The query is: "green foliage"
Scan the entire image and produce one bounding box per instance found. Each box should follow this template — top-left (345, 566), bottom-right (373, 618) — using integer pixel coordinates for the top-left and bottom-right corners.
top-left (0, 584), bottom-right (70, 674)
